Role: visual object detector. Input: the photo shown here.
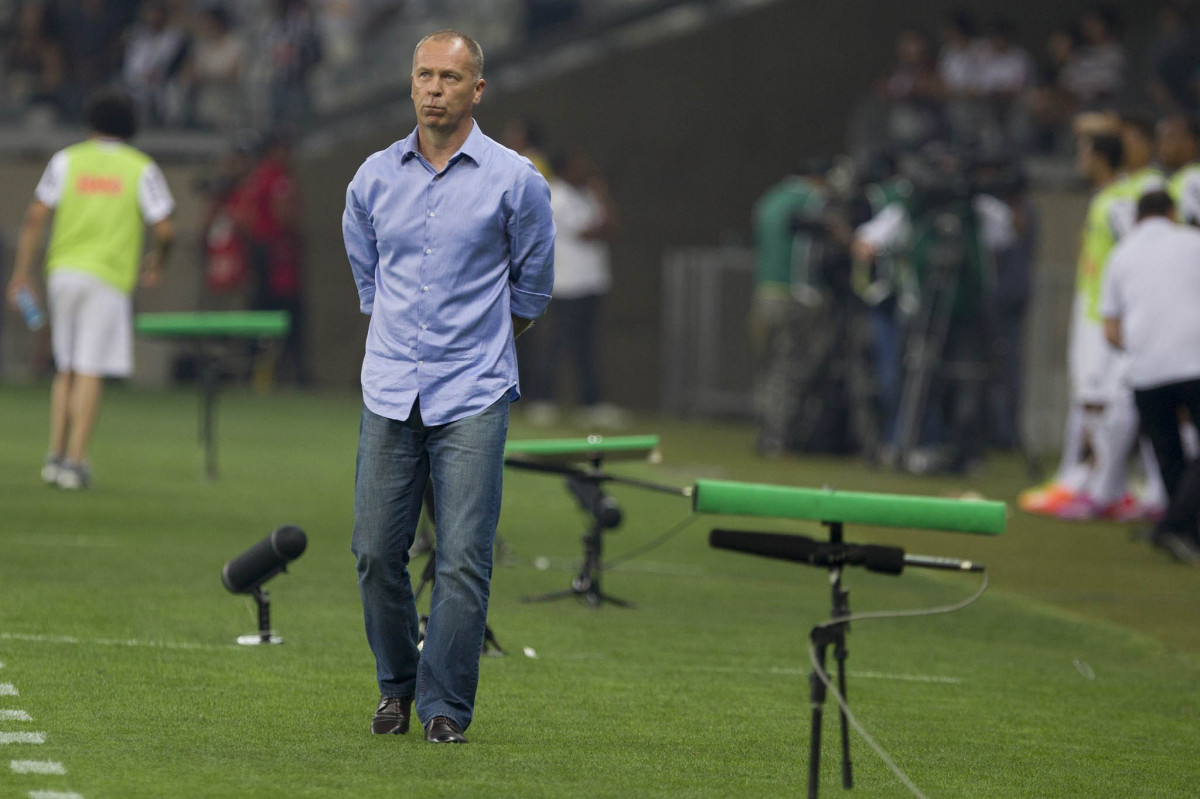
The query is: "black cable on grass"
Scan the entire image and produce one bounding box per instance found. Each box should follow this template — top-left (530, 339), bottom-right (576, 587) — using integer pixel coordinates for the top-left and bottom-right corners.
top-left (808, 570), bottom-right (990, 799)
top-left (600, 512), bottom-right (701, 571)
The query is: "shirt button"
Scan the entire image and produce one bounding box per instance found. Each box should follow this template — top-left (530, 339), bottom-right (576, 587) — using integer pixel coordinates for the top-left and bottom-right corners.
top-left (425, 248), bottom-right (432, 255)
top-left (420, 324), bottom-right (427, 330)
top-left (429, 211), bottom-right (436, 217)
top-left (422, 286), bottom-right (429, 292)
top-left (418, 360), bottom-right (424, 365)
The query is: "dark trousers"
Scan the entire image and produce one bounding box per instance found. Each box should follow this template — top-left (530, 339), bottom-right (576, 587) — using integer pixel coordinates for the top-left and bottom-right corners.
top-left (1134, 378), bottom-right (1200, 539)
top-left (525, 294), bottom-right (602, 406)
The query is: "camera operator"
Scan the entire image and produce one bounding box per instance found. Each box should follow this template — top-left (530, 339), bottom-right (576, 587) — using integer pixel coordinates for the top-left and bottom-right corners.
top-left (852, 143), bottom-right (1014, 473)
top-left (751, 158), bottom-right (857, 456)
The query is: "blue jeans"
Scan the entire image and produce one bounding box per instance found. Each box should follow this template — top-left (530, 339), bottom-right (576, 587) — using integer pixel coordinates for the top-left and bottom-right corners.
top-left (352, 396), bottom-right (509, 730)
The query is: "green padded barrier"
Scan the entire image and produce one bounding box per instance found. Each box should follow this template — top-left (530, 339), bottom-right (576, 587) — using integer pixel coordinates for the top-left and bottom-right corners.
top-left (693, 479), bottom-right (1006, 535)
top-left (136, 311), bottom-right (291, 339)
top-left (505, 435), bottom-right (660, 464)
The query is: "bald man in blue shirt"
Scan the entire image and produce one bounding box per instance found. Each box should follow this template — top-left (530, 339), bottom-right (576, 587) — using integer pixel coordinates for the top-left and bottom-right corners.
top-left (343, 29), bottom-right (555, 744)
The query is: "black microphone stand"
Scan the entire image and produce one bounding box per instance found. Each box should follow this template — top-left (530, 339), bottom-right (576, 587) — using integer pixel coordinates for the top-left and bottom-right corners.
top-left (808, 520), bottom-right (853, 798)
top-left (506, 455), bottom-right (690, 608)
top-left (237, 587), bottom-right (283, 645)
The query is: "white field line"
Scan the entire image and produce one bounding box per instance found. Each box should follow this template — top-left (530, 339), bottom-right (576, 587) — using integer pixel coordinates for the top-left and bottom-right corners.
top-left (0, 684), bottom-right (17, 696)
top-left (1, 633), bottom-right (212, 651)
top-left (0, 732), bottom-right (45, 744)
top-left (0, 711), bottom-right (33, 722)
top-left (29, 792), bottom-right (84, 799)
top-left (541, 656), bottom-right (963, 684)
top-left (531, 555), bottom-right (706, 577)
top-left (682, 664), bottom-right (962, 684)
top-left (9, 535), bottom-right (119, 549)
top-left (11, 760), bottom-right (65, 775)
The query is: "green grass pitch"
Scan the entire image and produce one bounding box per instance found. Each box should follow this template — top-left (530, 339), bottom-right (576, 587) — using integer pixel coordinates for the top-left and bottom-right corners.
top-left (2, 383), bottom-right (1199, 798)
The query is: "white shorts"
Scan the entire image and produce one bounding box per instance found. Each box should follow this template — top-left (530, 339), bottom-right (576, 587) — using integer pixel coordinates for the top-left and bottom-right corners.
top-left (48, 269), bottom-right (133, 377)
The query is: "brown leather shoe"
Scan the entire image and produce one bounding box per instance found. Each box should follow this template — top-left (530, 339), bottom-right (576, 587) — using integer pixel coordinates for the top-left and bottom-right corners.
top-left (370, 696), bottom-right (412, 735)
top-left (424, 715), bottom-right (467, 743)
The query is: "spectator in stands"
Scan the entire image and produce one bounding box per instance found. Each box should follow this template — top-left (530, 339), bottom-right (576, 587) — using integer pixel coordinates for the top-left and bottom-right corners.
top-left (938, 10), bottom-right (984, 146)
top-left (876, 28), bottom-right (945, 149)
top-left (978, 18), bottom-right (1036, 149)
top-left (261, 0), bottom-right (322, 128)
top-left (524, 148), bottom-right (625, 429)
top-left (1146, 3), bottom-right (1200, 113)
top-left (978, 18), bottom-right (1035, 98)
top-left (1060, 5), bottom-right (1127, 109)
top-left (1029, 26), bottom-right (1081, 152)
top-left (183, 6), bottom-right (245, 131)
top-left (1102, 189), bottom-right (1200, 563)
top-left (56, 0), bottom-right (134, 120)
top-left (122, 0), bottom-right (190, 126)
top-left (937, 9), bottom-right (983, 98)
top-left (236, 128), bottom-right (308, 385)
top-left (878, 28), bottom-right (942, 103)
top-left (1150, 4), bottom-right (1200, 109)
top-left (2, 1), bottom-right (64, 123)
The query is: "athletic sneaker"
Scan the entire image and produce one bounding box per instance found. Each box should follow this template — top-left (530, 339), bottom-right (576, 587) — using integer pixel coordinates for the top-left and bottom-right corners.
top-left (55, 461), bottom-right (90, 490)
top-left (1018, 482), bottom-right (1077, 516)
top-left (1053, 494), bottom-right (1103, 521)
top-left (1106, 494), bottom-right (1165, 523)
top-left (41, 454), bottom-right (61, 485)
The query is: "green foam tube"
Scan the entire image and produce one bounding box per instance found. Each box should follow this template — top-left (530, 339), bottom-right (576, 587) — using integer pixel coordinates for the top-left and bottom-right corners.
top-left (505, 435), bottom-right (660, 462)
top-left (693, 479), bottom-right (1006, 535)
top-left (136, 311), bottom-right (291, 339)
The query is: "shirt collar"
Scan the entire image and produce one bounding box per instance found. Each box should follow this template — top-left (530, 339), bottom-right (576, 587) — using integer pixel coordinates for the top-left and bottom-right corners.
top-left (399, 120), bottom-right (484, 168)
top-left (1138, 216), bottom-right (1175, 231)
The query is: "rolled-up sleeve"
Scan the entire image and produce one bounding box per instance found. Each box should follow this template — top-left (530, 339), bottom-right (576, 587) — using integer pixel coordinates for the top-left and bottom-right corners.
top-left (343, 174), bottom-right (379, 315)
top-left (507, 167), bottom-right (555, 319)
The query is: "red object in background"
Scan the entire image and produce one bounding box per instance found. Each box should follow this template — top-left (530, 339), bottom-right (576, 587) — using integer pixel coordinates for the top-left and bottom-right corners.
top-left (205, 204), bottom-right (249, 293)
top-left (239, 156), bottom-right (303, 299)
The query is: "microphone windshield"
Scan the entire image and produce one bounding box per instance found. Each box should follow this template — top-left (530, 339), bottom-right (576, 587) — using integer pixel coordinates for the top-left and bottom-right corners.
top-left (221, 525), bottom-right (308, 594)
top-left (709, 529), bottom-right (818, 563)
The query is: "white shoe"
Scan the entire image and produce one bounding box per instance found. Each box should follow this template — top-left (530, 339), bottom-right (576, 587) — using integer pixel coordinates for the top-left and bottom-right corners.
top-left (575, 403), bottom-right (631, 430)
top-left (55, 461), bottom-right (90, 490)
top-left (524, 401), bottom-right (560, 427)
top-left (41, 455), bottom-right (61, 485)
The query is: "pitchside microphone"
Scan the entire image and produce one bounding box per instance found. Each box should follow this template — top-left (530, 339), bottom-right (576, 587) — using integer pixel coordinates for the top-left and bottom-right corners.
top-left (221, 525), bottom-right (308, 594)
top-left (567, 476), bottom-right (623, 528)
top-left (708, 529), bottom-right (983, 574)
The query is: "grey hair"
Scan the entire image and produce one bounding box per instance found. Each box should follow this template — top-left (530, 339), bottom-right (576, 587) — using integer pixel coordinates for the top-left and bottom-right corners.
top-left (413, 30), bottom-right (484, 80)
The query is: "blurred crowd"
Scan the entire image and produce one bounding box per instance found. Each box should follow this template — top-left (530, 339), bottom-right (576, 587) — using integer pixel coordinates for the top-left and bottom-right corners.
top-left (860, 3), bottom-right (1200, 157)
top-left (0, 0), bottom-right (642, 132)
top-left (0, 0), bottom-right (325, 130)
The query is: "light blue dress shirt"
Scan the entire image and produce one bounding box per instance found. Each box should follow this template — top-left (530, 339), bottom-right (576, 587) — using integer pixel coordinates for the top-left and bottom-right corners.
top-left (343, 122), bottom-right (555, 425)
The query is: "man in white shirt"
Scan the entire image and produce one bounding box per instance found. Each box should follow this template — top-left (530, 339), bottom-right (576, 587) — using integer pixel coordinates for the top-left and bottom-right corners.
top-left (1102, 190), bottom-right (1200, 563)
top-left (523, 148), bottom-right (623, 428)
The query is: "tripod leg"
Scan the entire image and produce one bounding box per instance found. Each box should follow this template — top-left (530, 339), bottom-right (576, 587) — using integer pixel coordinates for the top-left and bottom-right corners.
top-left (835, 630), bottom-right (853, 789)
top-left (808, 635), bottom-right (828, 799)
